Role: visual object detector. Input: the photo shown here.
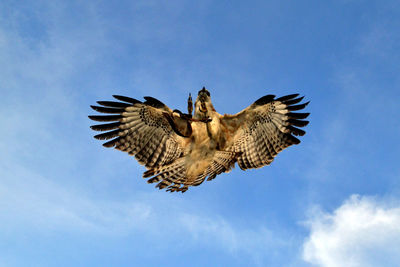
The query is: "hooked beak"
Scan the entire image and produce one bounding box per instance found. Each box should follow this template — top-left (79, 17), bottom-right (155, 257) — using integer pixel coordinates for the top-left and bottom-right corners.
top-left (197, 87), bottom-right (210, 113)
top-left (199, 101), bottom-right (207, 113)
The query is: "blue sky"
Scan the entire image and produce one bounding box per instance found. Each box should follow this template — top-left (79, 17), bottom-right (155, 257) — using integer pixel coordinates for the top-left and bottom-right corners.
top-left (1, 0), bottom-right (400, 266)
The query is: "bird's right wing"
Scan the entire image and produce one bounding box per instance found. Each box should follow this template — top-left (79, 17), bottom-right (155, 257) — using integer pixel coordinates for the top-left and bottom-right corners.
top-left (89, 95), bottom-right (188, 169)
top-left (220, 94), bottom-right (310, 170)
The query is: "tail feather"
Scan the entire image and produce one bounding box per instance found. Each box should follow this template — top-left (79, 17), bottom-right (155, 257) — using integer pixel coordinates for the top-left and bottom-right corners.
top-left (143, 158), bottom-right (188, 192)
top-left (192, 151), bottom-right (239, 185)
top-left (142, 150), bottom-right (240, 192)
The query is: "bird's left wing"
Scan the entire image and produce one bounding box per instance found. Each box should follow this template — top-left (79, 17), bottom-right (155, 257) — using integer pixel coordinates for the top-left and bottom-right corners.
top-left (220, 94), bottom-right (309, 170)
top-left (89, 95), bottom-right (188, 169)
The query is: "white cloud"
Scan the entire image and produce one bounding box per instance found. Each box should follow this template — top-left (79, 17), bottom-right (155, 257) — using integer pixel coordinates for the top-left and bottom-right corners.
top-left (302, 195), bottom-right (400, 267)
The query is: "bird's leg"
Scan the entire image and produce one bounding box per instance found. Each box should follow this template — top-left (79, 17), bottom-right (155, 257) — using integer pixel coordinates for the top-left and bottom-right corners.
top-left (187, 93), bottom-right (193, 116)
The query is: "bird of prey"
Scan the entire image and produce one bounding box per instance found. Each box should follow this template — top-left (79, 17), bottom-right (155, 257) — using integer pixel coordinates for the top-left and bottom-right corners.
top-left (89, 87), bottom-right (309, 193)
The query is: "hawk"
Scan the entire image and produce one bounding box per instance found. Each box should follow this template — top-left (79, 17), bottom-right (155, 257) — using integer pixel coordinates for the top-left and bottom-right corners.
top-left (89, 87), bottom-right (309, 192)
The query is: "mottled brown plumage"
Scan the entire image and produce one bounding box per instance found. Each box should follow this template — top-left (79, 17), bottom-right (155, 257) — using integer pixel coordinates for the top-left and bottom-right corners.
top-left (89, 88), bottom-right (309, 192)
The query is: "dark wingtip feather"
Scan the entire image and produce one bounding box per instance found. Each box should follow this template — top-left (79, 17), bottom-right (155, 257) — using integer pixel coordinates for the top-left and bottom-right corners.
top-left (292, 138), bottom-right (301, 145)
top-left (112, 95), bottom-right (141, 104)
top-left (90, 122), bottom-right (120, 131)
top-left (94, 129), bottom-right (120, 140)
top-left (254, 95), bottom-right (276, 105)
top-left (91, 105), bottom-right (124, 114)
top-left (288, 119), bottom-right (309, 127)
top-left (288, 112), bottom-right (310, 119)
top-left (276, 94), bottom-right (299, 102)
top-left (97, 101), bottom-right (130, 108)
top-left (281, 96), bottom-right (304, 105)
top-left (290, 112), bottom-right (310, 120)
top-left (287, 101), bottom-right (310, 111)
top-left (288, 135), bottom-right (301, 145)
top-left (103, 137), bottom-right (121, 148)
top-left (88, 115), bottom-right (122, 122)
top-left (143, 96), bottom-right (166, 108)
top-left (287, 125), bottom-right (306, 136)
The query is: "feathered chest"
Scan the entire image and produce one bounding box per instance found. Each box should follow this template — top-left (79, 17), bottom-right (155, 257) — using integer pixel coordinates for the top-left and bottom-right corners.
top-left (191, 113), bottom-right (220, 143)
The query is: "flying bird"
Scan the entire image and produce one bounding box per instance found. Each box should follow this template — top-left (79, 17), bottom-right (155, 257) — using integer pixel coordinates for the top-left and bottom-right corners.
top-left (89, 87), bottom-right (309, 192)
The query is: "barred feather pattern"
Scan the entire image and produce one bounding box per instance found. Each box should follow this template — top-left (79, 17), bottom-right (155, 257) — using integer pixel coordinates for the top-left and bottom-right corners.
top-left (143, 151), bottom-right (238, 193)
top-left (190, 151), bottom-right (239, 185)
top-left (89, 96), bottom-right (184, 169)
top-left (222, 94), bottom-right (309, 170)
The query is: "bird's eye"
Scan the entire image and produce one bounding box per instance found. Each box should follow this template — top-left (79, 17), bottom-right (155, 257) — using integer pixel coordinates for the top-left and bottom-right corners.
top-left (206, 91), bottom-right (210, 96)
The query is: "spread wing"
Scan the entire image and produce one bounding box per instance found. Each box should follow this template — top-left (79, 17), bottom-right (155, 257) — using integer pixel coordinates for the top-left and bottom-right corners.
top-left (89, 95), bottom-right (187, 169)
top-left (221, 94), bottom-right (309, 170)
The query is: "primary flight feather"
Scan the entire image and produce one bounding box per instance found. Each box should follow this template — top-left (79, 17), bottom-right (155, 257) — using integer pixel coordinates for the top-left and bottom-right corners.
top-left (89, 87), bottom-right (310, 192)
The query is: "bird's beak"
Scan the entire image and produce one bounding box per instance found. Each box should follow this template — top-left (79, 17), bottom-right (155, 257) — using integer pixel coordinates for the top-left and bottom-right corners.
top-left (199, 101), bottom-right (207, 113)
top-left (197, 88), bottom-right (209, 113)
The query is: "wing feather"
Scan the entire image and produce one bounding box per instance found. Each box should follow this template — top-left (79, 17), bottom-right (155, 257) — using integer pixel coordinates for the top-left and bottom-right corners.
top-left (112, 95), bottom-right (141, 104)
top-left (90, 106), bottom-right (125, 114)
top-left (96, 101), bottom-right (131, 108)
top-left (221, 94), bottom-right (309, 170)
top-left (89, 96), bottom-right (186, 169)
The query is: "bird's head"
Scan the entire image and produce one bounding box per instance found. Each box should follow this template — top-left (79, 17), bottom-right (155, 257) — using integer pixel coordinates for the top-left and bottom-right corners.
top-left (194, 87), bottom-right (214, 119)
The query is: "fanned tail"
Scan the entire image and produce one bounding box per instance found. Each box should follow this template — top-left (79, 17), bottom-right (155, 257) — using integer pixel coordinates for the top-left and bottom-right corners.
top-left (193, 151), bottom-right (240, 186)
top-left (142, 150), bottom-right (240, 193)
top-left (143, 158), bottom-right (189, 193)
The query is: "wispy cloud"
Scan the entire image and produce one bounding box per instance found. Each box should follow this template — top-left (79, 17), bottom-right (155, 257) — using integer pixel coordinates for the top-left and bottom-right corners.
top-left (179, 213), bottom-right (292, 265)
top-left (302, 194), bottom-right (400, 267)
top-left (0, 160), bottom-right (152, 235)
top-left (0, 154), bottom-right (290, 266)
